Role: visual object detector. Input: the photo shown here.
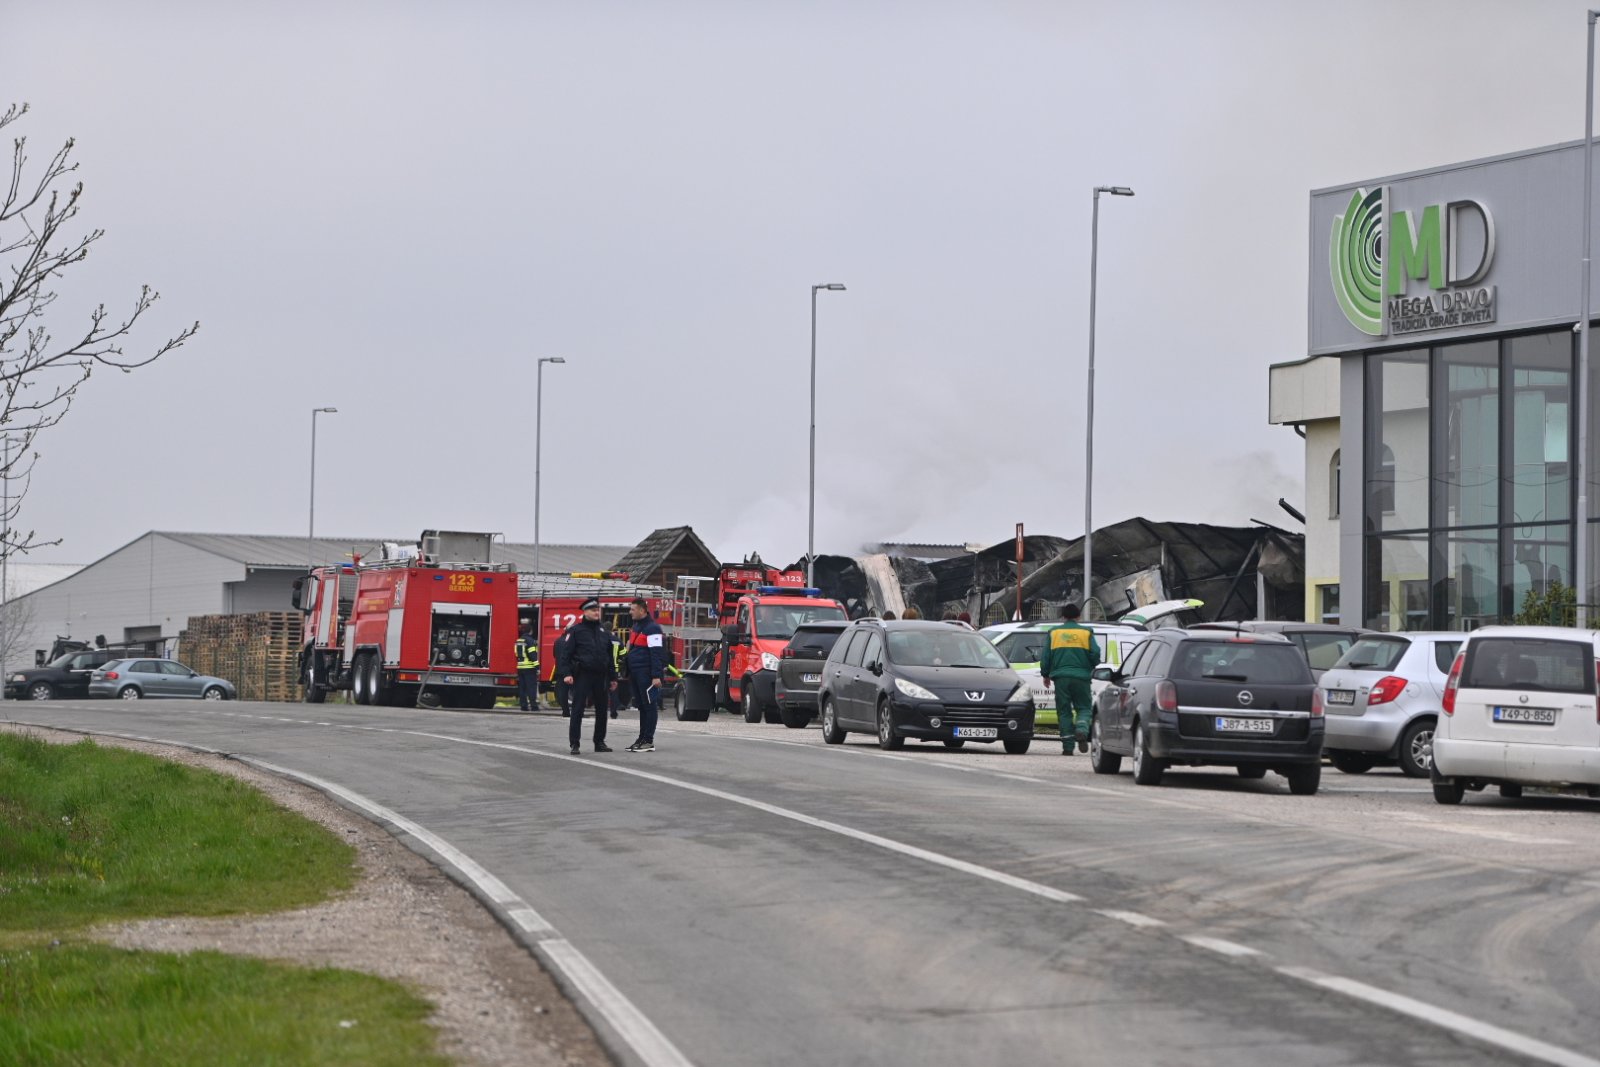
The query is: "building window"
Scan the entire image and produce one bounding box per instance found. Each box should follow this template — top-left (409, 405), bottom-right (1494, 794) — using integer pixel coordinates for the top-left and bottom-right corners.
top-left (1329, 450), bottom-right (1341, 519)
top-left (1375, 445), bottom-right (1396, 515)
top-left (1365, 351), bottom-right (1426, 530)
top-left (1318, 584), bottom-right (1340, 624)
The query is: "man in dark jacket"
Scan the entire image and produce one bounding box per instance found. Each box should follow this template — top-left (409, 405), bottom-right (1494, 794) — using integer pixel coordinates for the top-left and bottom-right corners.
top-left (624, 598), bottom-right (668, 752)
top-left (558, 598), bottom-right (616, 754)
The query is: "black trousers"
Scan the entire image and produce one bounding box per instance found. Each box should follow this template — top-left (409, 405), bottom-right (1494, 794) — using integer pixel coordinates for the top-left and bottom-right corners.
top-left (569, 672), bottom-right (611, 748)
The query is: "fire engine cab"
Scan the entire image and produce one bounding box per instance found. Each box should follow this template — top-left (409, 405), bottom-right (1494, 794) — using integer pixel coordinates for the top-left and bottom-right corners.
top-left (293, 530), bottom-right (519, 709)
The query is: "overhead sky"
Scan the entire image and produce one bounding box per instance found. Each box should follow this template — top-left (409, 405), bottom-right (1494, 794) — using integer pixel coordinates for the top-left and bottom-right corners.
top-left (5, 0), bottom-right (1592, 567)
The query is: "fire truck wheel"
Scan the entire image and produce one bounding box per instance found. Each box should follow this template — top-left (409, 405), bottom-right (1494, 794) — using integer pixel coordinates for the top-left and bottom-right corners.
top-left (302, 653), bottom-right (326, 704)
top-left (741, 679), bottom-right (762, 723)
top-left (367, 660), bottom-right (389, 706)
top-left (352, 654), bottom-right (374, 706)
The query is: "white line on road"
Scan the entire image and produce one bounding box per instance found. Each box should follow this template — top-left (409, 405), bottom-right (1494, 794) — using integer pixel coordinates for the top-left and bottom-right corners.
top-left (1181, 935), bottom-right (1263, 959)
top-left (1096, 909), bottom-right (1166, 929)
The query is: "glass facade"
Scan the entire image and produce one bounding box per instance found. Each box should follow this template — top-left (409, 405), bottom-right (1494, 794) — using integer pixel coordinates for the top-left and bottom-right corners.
top-left (1362, 330), bottom-right (1577, 630)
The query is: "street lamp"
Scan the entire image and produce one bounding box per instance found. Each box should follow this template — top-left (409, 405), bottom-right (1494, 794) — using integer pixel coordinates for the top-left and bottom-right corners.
top-left (1083, 185), bottom-right (1134, 609)
top-left (308, 407), bottom-right (338, 570)
top-left (533, 357), bottom-right (567, 577)
top-left (808, 283), bottom-right (847, 586)
top-left (1578, 11), bottom-right (1599, 629)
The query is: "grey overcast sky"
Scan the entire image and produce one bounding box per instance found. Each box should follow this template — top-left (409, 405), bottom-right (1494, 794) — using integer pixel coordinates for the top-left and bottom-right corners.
top-left (4, 0), bottom-right (1591, 567)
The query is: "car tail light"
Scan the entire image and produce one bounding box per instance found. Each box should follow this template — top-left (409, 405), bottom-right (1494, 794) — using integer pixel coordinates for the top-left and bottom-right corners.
top-left (1442, 652), bottom-right (1465, 715)
top-left (1155, 679), bottom-right (1178, 712)
top-left (1367, 676), bottom-right (1408, 706)
top-left (781, 647), bottom-right (795, 658)
top-left (1311, 688), bottom-right (1324, 717)
top-left (105, 671), bottom-right (119, 681)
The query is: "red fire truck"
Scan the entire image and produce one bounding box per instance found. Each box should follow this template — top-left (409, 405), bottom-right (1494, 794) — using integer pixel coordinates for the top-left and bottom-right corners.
top-left (294, 531), bottom-right (520, 709)
top-left (672, 557), bottom-right (848, 722)
top-left (517, 574), bottom-right (671, 694)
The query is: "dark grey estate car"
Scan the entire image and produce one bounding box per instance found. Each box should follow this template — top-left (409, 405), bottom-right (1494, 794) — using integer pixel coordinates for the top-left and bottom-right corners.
top-left (773, 621), bottom-right (850, 729)
top-left (818, 619), bottom-right (1035, 754)
top-left (1090, 630), bottom-right (1324, 793)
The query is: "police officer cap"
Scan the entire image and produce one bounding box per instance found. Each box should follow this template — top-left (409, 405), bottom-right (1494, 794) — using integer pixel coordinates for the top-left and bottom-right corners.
top-left (580, 597), bottom-right (600, 611)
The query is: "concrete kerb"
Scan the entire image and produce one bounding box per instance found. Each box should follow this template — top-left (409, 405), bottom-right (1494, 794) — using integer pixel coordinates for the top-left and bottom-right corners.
top-left (0, 717), bottom-right (689, 1067)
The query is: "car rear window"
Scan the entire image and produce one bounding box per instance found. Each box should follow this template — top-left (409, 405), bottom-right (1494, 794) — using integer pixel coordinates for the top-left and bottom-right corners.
top-left (1335, 636), bottom-right (1410, 673)
top-left (1433, 641), bottom-right (1462, 673)
top-left (1461, 637), bottom-right (1594, 694)
top-left (788, 628), bottom-right (844, 655)
top-left (1293, 632), bottom-right (1357, 671)
top-left (1172, 641), bottom-right (1310, 684)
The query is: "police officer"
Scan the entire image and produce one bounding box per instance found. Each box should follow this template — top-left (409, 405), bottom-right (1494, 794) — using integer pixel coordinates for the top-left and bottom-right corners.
top-left (515, 622), bottom-right (540, 712)
top-left (558, 598), bottom-right (616, 754)
top-left (624, 598), bottom-right (667, 753)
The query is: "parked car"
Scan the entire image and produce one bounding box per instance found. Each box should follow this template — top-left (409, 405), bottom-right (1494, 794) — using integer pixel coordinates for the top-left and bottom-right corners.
top-left (773, 621), bottom-right (850, 729)
top-left (6, 647), bottom-right (128, 701)
top-left (1432, 626), bottom-right (1600, 804)
top-left (1319, 632), bottom-right (1462, 777)
top-left (1188, 621), bottom-right (1366, 680)
top-left (818, 619), bottom-right (1035, 754)
top-left (981, 621), bottom-right (1146, 715)
top-left (87, 659), bottom-right (236, 701)
top-left (1089, 630), bottom-right (1324, 793)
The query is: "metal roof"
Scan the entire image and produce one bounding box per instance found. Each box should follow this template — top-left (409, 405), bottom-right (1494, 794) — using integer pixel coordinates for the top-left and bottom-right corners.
top-left (154, 532), bottom-right (630, 574)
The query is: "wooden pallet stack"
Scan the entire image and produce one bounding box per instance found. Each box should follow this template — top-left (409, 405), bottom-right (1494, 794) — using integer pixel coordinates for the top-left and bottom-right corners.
top-left (177, 612), bottom-right (303, 702)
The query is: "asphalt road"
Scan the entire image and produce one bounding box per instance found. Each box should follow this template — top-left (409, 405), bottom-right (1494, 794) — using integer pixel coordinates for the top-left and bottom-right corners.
top-left (9, 698), bottom-right (1600, 1067)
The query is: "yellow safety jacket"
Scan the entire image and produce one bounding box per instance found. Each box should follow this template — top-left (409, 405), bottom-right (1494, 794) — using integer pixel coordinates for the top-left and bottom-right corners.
top-left (516, 639), bottom-right (539, 671)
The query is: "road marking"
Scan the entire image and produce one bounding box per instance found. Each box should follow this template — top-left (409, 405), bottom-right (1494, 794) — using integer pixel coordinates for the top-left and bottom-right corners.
top-left (1277, 966), bottom-right (1600, 1067)
top-left (1181, 935), bottom-right (1263, 958)
top-left (1096, 909), bottom-right (1165, 928)
top-left (541, 939), bottom-right (695, 1067)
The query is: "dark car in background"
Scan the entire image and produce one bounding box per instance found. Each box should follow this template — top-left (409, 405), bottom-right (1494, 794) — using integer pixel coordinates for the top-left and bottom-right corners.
top-left (818, 619), bottom-right (1034, 754)
top-left (1089, 630), bottom-right (1324, 793)
top-left (6, 647), bottom-right (126, 701)
top-left (1189, 621), bottom-right (1366, 680)
top-left (773, 621), bottom-right (850, 729)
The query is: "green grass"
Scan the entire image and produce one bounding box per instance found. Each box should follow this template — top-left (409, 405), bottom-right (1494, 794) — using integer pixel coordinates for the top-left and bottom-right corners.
top-left (0, 733), bottom-right (357, 932)
top-left (0, 944), bottom-right (448, 1067)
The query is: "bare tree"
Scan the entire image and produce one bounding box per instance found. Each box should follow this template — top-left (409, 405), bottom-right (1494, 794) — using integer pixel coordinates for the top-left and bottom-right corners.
top-left (0, 101), bottom-right (199, 559)
top-left (0, 590), bottom-right (36, 677)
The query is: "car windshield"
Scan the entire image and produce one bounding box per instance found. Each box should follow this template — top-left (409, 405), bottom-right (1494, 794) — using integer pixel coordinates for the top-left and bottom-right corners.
top-left (45, 652), bottom-right (79, 669)
top-left (887, 630), bottom-right (1008, 669)
top-left (1334, 636), bottom-right (1409, 673)
top-left (755, 604), bottom-right (846, 641)
top-left (993, 632), bottom-right (1047, 664)
top-left (1461, 637), bottom-right (1593, 694)
top-left (1172, 642), bottom-right (1309, 684)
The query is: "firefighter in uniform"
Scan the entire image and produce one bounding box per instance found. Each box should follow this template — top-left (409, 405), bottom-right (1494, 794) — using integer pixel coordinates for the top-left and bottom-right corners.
top-left (515, 624), bottom-right (540, 712)
top-left (558, 598), bottom-right (616, 754)
top-left (609, 636), bottom-right (627, 718)
top-left (1039, 603), bottom-right (1101, 756)
top-left (625, 598), bottom-right (667, 752)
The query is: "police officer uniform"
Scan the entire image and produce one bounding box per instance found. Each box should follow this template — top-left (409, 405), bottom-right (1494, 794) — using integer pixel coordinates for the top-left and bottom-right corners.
top-left (557, 598), bottom-right (616, 753)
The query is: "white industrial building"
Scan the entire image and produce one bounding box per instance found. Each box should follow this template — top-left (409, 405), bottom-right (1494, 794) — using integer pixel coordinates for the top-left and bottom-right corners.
top-left (10, 531), bottom-right (631, 661)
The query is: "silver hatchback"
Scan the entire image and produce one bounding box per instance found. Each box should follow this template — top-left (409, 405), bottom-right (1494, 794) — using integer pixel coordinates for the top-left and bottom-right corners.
top-left (1319, 632), bottom-right (1461, 777)
top-left (88, 659), bottom-right (237, 701)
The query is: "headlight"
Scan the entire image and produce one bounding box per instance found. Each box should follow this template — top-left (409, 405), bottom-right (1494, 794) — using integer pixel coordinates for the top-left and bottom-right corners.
top-left (1009, 683), bottom-right (1032, 703)
top-left (10, 673), bottom-right (24, 682)
top-left (761, 652), bottom-right (781, 672)
top-left (895, 678), bottom-right (937, 700)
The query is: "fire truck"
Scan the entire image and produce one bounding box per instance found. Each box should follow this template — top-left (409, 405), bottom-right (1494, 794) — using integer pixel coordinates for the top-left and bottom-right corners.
top-left (517, 573), bottom-right (671, 698)
top-left (671, 556), bottom-right (847, 722)
top-left (293, 531), bottom-right (520, 709)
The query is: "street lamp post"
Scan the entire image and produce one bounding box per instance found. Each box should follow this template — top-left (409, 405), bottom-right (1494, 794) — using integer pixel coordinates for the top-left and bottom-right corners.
top-left (308, 407), bottom-right (338, 570)
top-left (1579, 10), bottom-right (1598, 629)
top-left (1083, 185), bottom-right (1134, 609)
top-left (533, 357), bottom-right (567, 577)
top-left (808, 283), bottom-right (847, 586)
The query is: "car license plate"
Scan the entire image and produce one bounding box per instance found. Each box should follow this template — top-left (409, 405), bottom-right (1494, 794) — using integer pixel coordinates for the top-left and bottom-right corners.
top-left (1215, 716), bottom-right (1274, 734)
top-left (443, 674), bottom-right (473, 684)
top-left (1327, 690), bottom-right (1355, 705)
top-left (802, 673), bottom-right (820, 684)
top-left (953, 726), bottom-right (998, 739)
top-left (1493, 706), bottom-right (1558, 725)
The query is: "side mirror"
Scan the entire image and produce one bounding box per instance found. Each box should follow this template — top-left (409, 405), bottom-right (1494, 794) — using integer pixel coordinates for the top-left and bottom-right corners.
top-left (869, 660), bottom-right (884, 676)
top-left (1092, 667), bottom-right (1114, 682)
top-left (290, 578), bottom-right (305, 611)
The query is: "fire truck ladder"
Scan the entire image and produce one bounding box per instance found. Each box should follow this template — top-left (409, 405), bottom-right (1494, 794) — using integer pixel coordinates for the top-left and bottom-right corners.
top-left (666, 576), bottom-right (722, 721)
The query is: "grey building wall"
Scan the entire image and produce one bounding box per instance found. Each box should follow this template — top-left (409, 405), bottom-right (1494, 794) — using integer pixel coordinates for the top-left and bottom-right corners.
top-left (225, 570), bottom-right (301, 615)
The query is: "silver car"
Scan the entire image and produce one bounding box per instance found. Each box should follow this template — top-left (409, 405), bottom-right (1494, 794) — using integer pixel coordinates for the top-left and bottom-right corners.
top-left (1319, 632), bottom-right (1462, 777)
top-left (88, 659), bottom-right (237, 701)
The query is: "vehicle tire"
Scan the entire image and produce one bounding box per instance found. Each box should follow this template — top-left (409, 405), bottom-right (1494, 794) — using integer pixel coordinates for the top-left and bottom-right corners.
top-left (763, 704), bottom-right (783, 725)
top-left (1397, 717), bottom-right (1436, 779)
top-left (1131, 723), bottom-right (1164, 786)
top-left (1003, 737), bottom-right (1031, 755)
top-left (27, 681), bottom-right (53, 701)
top-left (820, 697), bottom-right (846, 745)
top-left (202, 686), bottom-right (227, 701)
top-left (741, 678), bottom-right (762, 724)
top-left (1328, 751), bottom-right (1377, 775)
top-left (351, 655), bottom-right (370, 706)
top-left (1237, 765), bottom-right (1268, 779)
top-left (1284, 763), bottom-right (1321, 795)
top-left (1089, 715), bottom-right (1122, 775)
top-left (368, 660), bottom-right (389, 707)
top-left (302, 652), bottom-right (326, 704)
top-left (118, 686), bottom-right (141, 701)
top-left (943, 739), bottom-right (965, 750)
top-left (876, 700), bottom-right (904, 750)
top-left (1499, 783), bottom-right (1524, 799)
top-left (780, 706), bottom-right (813, 729)
top-left (1432, 779), bottom-right (1466, 805)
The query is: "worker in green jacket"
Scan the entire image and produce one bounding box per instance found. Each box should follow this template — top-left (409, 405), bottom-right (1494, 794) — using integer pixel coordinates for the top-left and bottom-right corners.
top-left (1039, 603), bottom-right (1100, 756)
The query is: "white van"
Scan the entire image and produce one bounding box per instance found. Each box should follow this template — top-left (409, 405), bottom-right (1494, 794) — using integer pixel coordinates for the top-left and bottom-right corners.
top-left (1432, 625), bottom-right (1600, 804)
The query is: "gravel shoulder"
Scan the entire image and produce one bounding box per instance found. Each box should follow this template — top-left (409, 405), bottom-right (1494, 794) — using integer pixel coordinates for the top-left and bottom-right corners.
top-left (1, 723), bottom-right (611, 1067)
